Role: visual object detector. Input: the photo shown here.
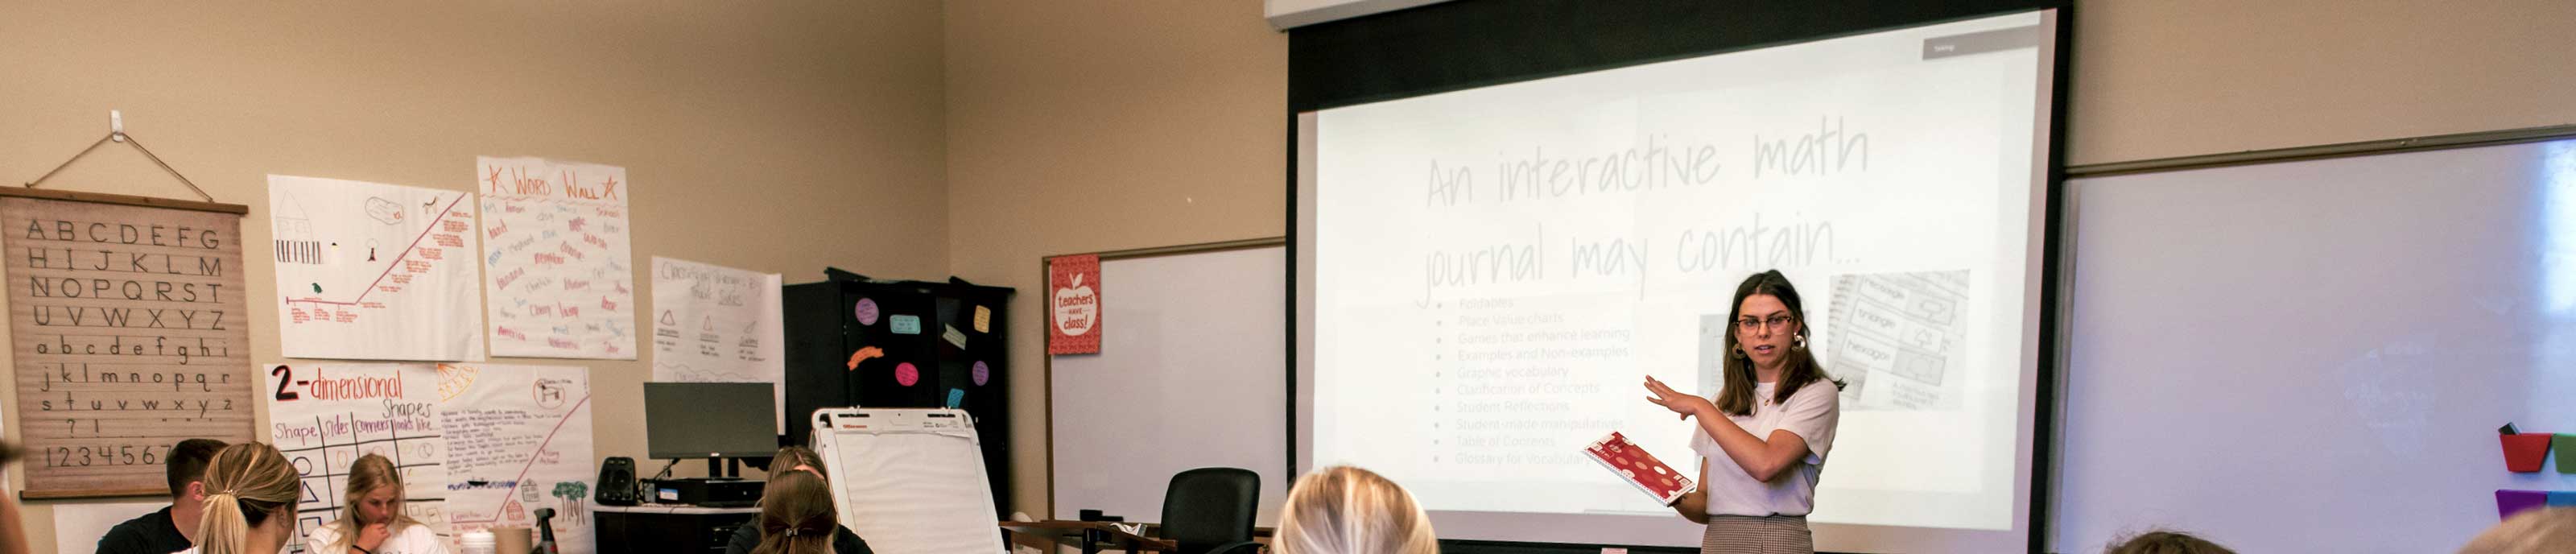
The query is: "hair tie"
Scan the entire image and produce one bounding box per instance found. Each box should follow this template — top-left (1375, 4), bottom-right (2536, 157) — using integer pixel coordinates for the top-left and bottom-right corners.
top-left (783, 528), bottom-right (800, 538)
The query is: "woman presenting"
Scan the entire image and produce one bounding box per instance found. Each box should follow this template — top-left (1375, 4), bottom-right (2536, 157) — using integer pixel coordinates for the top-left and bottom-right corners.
top-left (1644, 270), bottom-right (1843, 554)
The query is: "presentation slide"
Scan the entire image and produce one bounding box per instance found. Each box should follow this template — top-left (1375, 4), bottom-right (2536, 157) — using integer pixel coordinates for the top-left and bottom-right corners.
top-left (1299, 10), bottom-right (2053, 548)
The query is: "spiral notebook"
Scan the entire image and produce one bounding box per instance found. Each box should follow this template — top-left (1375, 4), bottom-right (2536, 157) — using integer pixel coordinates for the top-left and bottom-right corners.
top-left (1583, 431), bottom-right (1696, 506)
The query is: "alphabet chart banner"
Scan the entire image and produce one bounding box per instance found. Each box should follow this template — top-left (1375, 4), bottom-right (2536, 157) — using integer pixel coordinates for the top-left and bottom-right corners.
top-left (4, 193), bottom-right (255, 498)
top-left (436, 363), bottom-right (595, 554)
top-left (477, 156), bottom-right (636, 359)
top-left (263, 363), bottom-right (448, 553)
top-left (648, 257), bottom-right (785, 432)
top-left (270, 176), bottom-right (485, 361)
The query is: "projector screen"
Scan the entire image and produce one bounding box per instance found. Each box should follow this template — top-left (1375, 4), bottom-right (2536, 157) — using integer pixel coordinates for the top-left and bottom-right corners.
top-left (1294, 10), bottom-right (2057, 552)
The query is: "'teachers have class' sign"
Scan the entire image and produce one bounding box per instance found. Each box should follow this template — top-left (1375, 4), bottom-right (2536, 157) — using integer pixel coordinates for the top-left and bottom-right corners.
top-left (1048, 254), bottom-right (1100, 355)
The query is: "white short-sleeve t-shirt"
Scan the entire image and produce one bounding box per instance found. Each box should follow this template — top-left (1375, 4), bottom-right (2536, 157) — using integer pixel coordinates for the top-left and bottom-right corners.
top-left (1690, 378), bottom-right (1841, 517)
top-left (304, 519), bottom-right (449, 554)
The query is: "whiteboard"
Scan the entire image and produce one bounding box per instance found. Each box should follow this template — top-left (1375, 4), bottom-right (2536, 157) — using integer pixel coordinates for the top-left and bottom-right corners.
top-left (2052, 138), bottom-right (2576, 553)
top-left (1051, 245), bottom-right (1289, 526)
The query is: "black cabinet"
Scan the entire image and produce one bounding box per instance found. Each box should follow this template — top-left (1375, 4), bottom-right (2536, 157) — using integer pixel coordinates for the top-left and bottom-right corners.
top-left (782, 271), bottom-right (1014, 516)
top-left (593, 506), bottom-right (756, 553)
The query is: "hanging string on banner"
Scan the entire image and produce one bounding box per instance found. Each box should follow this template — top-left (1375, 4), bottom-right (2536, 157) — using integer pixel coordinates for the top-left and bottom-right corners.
top-left (22, 110), bottom-right (217, 202)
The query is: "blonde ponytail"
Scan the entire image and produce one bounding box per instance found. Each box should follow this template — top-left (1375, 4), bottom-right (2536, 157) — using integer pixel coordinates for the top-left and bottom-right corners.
top-left (196, 490), bottom-right (250, 554)
top-left (193, 444), bottom-right (299, 554)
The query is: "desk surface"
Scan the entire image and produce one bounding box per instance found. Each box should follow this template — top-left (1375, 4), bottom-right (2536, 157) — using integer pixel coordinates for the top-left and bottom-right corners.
top-left (594, 503), bottom-right (760, 515)
top-left (999, 520), bottom-right (1178, 552)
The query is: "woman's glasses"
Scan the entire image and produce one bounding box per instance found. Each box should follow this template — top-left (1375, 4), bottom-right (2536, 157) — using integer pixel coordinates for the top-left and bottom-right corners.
top-left (1736, 314), bottom-right (1795, 331)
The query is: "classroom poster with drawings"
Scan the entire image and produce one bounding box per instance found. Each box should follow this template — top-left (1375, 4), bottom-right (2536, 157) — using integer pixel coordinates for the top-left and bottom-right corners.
top-left (270, 176), bottom-right (485, 361)
top-left (648, 256), bottom-right (785, 432)
top-left (436, 363), bottom-right (596, 554)
top-left (262, 363), bottom-right (449, 553)
top-left (477, 156), bottom-right (637, 359)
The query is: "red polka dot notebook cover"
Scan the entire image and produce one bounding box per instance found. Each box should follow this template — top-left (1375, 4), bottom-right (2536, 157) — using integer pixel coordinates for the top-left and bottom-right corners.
top-left (1584, 431), bottom-right (1696, 506)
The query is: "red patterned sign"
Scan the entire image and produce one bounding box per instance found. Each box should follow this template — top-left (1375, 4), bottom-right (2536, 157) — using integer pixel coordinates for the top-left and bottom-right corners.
top-left (1048, 254), bottom-right (1101, 355)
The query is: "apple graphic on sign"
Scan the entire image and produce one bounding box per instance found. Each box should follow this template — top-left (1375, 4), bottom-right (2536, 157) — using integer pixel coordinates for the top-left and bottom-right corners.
top-left (1054, 274), bottom-right (1097, 337)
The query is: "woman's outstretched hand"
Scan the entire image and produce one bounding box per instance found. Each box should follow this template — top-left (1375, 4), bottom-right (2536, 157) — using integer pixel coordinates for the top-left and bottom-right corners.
top-left (1642, 375), bottom-right (1715, 420)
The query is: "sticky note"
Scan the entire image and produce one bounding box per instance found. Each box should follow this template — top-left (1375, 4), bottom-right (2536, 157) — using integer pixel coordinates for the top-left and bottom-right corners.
top-left (974, 306), bottom-right (992, 333)
top-left (2500, 490), bottom-right (2549, 519)
top-left (890, 315), bottom-right (921, 335)
top-left (2557, 434), bottom-right (2576, 474)
top-left (844, 346), bottom-right (885, 370)
top-left (853, 298), bottom-right (881, 325)
top-left (943, 325), bottom-right (968, 349)
top-left (2503, 433), bottom-right (2553, 473)
top-left (946, 388), bottom-right (966, 409)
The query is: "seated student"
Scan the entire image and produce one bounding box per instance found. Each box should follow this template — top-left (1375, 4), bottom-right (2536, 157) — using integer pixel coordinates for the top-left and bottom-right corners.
top-left (99, 438), bottom-right (229, 554)
top-left (2, 439), bottom-right (30, 554)
top-left (1274, 465), bottom-right (1438, 554)
top-left (2458, 507), bottom-right (2576, 554)
top-left (98, 438), bottom-right (229, 554)
top-left (304, 454), bottom-right (445, 554)
top-left (2102, 530), bottom-right (2235, 554)
top-left (741, 472), bottom-right (853, 554)
top-left (179, 443), bottom-right (301, 554)
top-left (724, 446), bottom-right (873, 554)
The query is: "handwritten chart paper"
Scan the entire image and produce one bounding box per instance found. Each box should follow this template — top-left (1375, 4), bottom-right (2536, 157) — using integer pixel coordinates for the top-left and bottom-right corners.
top-left (264, 363), bottom-right (448, 552)
top-left (648, 257), bottom-right (784, 431)
top-left (5, 195), bottom-right (255, 497)
top-left (478, 157), bottom-right (636, 359)
top-left (436, 363), bottom-right (595, 554)
top-left (270, 176), bottom-right (484, 361)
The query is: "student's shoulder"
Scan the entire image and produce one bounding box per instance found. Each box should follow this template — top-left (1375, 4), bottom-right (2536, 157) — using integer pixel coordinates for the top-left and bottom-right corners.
top-left (836, 525), bottom-right (875, 554)
top-left (97, 510), bottom-right (172, 551)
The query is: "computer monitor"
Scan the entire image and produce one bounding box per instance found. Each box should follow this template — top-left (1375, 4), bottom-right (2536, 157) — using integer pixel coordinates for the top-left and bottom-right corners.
top-left (643, 382), bottom-right (778, 464)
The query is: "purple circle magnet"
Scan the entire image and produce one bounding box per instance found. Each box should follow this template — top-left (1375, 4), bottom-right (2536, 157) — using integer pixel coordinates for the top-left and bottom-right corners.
top-left (972, 361), bottom-right (990, 386)
top-left (854, 298), bottom-right (880, 325)
top-left (894, 362), bottom-right (919, 387)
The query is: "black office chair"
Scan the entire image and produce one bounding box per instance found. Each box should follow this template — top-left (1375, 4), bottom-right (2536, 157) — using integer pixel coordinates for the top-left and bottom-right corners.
top-left (1158, 467), bottom-right (1263, 554)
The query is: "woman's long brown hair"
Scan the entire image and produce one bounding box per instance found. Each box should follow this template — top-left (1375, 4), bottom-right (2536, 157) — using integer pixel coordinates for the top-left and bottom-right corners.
top-left (750, 470), bottom-right (837, 554)
top-left (1715, 270), bottom-right (1842, 416)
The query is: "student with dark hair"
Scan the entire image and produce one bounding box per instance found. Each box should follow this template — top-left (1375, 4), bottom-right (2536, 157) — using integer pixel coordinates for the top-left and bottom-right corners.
top-left (178, 443), bottom-right (301, 554)
top-left (1645, 270), bottom-right (1843, 554)
top-left (2103, 530), bottom-right (2235, 554)
top-left (98, 437), bottom-right (229, 554)
top-left (724, 446), bottom-right (872, 554)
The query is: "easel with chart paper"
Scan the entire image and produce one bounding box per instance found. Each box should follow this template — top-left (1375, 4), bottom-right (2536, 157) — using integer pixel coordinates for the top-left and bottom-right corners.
top-left (811, 407), bottom-right (1005, 554)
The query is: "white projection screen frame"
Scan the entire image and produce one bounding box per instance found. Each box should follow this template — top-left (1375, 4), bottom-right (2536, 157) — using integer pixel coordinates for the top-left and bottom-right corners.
top-left (1294, 9), bottom-right (2060, 552)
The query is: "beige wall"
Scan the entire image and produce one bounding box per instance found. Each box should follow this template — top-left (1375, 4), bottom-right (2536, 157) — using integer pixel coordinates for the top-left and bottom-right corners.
top-left (943, 0), bottom-right (1289, 517)
top-left (0, 2), bottom-right (946, 552)
top-left (2066, 0), bottom-right (2576, 165)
